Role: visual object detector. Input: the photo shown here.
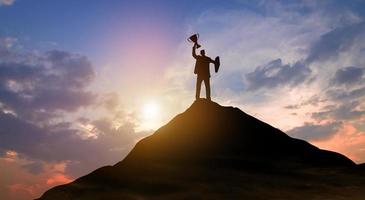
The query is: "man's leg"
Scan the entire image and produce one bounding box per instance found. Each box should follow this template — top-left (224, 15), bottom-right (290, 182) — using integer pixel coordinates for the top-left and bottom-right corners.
top-left (204, 77), bottom-right (211, 101)
top-left (196, 76), bottom-right (203, 100)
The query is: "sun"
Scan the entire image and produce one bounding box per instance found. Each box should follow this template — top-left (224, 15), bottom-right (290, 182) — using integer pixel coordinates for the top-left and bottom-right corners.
top-left (143, 102), bottom-right (159, 120)
top-left (139, 101), bottom-right (162, 130)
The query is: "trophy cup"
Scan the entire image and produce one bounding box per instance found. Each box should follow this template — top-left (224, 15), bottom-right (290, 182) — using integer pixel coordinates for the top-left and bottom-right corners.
top-left (188, 33), bottom-right (201, 48)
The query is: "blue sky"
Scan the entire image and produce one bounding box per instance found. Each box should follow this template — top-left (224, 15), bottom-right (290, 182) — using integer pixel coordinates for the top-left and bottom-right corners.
top-left (1, 0), bottom-right (365, 199)
top-left (0, 0), bottom-right (243, 61)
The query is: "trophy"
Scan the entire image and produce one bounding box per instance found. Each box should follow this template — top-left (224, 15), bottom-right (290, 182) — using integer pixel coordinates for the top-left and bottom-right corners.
top-left (188, 33), bottom-right (201, 48)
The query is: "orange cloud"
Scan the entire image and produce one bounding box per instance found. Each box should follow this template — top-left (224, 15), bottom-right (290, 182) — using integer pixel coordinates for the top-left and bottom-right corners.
top-left (46, 174), bottom-right (72, 186)
top-left (312, 123), bottom-right (365, 163)
top-left (0, 153), bottom-right (74, 200)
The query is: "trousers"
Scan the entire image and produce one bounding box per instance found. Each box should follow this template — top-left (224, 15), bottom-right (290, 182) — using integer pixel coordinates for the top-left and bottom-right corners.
top-left (196, 76), bottom-right (211, 100)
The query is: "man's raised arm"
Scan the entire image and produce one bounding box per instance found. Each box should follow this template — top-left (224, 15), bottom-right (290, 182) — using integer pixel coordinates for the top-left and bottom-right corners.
top-left (192, 44), bottom-right (198, 59)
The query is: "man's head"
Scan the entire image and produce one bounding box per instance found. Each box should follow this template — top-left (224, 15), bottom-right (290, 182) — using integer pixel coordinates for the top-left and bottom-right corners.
top-left (200, 49), bottom-right (205, 56)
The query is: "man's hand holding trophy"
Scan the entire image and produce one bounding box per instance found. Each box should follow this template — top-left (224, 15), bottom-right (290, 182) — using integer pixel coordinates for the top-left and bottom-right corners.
top-left (188, 34), bottom-right (201, 49)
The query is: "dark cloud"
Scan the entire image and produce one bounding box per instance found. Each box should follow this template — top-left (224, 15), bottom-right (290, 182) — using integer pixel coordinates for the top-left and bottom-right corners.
top-left (21, 162), bottom-right (44, 174)
top-left (307, 65), bottom-right (365, 129)
top-left (306, 22), bottom-right (365, 63)
top-left (288, 122), bottom-right (342, 141)
top-left (284, 104), bottom-right (300, 109)
top-left (311, 101), bottom-right (365, 121)
top-left (245, 59), bottom-right (311, 90)
top-left (0, 49), bottom-right (96, 121)
top-left (330, 66), bottom-right (364, 86)
top-left (284, 95), bottom-right (323, 110)
top-left (326, 86), bottom-right (365, 101)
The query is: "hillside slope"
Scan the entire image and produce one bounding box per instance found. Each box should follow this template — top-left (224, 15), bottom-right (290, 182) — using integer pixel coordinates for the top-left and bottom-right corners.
top-left (38, 100), bottom-right (365, 200)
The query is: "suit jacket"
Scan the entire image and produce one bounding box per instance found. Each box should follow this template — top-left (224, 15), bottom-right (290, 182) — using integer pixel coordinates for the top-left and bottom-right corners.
top-left (194, 55), bottom-right (214, 78)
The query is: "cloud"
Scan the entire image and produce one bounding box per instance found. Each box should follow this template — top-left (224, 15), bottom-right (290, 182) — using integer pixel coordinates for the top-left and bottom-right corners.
top-left (330, 66), bottom-right (364, 86)
top-left (284, 95), bottom-right (323, 110)
top-left (326, 86), bottom-right (365, 102)
top-left (324, 69), bottom-right (365, 104)
top-left (21, 162), bottom-right (44, 174)
top-left (306, 22), bottom-right (365, 63)
top-left (288, 122), bottom-right (342, 141)
top-left (100, 92), bottom-right (120, 111)
top-left (245, 59), bottom-right (311, 90)
top-left (0, 0), bottom-right (15, 6)
top-left (284, 104), bottom-right (300, 109)
top-left (311, 101), bottom-right (365, 121)
top-left (0, 49), bottom-right (96, 122)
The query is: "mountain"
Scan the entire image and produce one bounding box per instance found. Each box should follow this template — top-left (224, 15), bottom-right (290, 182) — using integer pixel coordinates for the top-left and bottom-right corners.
top-left (38, 99), bottom-right (365, 200)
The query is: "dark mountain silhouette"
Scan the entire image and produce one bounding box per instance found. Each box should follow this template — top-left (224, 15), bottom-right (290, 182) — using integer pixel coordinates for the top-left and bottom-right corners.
top-left (38, 100), bottom-right (365, 200)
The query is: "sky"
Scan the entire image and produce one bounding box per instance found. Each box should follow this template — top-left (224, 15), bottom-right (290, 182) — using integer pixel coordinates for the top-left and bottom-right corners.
top-left (1, 0), bottom-right (365, 199)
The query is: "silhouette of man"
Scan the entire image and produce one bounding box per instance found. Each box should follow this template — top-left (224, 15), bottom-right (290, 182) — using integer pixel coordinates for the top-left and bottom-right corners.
top-left (192, 43), bottom-right (215, 101)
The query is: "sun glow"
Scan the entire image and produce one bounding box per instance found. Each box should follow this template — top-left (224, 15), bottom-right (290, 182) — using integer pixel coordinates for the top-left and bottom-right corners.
top-left (138, 101), bottom-right (163, 131)
top-left (143, 102), bottom-right (159, 119)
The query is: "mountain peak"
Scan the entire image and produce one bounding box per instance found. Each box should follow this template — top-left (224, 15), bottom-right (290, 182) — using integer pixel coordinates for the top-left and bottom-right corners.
top-left (38, 101), bottom-right (365, 200)
top-left (188, 98), bottom-right (226, 109)
top-left (121, 99), bottom-right (354, 168)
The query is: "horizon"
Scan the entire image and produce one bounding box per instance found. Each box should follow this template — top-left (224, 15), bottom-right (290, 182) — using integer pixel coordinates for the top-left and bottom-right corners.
top-left (1, 0), bottom-right (365, 199)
